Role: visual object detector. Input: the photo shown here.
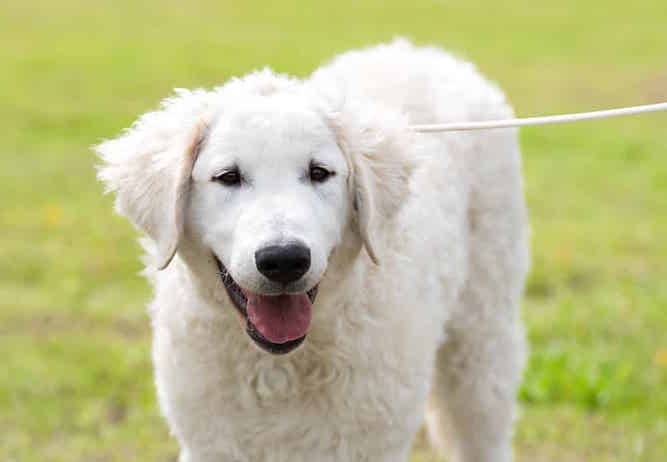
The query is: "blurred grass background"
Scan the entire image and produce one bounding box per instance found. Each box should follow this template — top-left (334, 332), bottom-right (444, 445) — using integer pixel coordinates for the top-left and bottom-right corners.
top-left (1, 1), bottom-right (665, 461)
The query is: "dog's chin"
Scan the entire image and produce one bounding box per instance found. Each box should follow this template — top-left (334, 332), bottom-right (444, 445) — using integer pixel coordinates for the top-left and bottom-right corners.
top-left (214, 255), bottom-right (318, 355)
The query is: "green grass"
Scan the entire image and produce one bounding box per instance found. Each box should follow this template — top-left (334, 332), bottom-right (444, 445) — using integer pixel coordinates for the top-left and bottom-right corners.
top-left (1, 1), bottom-right (666, 460)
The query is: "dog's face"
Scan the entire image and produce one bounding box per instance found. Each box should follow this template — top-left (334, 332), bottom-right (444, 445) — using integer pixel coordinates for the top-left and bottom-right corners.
top-left (96, 72), bottom-right (414, 356)
top-left (189, 101), bottom-right (351, 353)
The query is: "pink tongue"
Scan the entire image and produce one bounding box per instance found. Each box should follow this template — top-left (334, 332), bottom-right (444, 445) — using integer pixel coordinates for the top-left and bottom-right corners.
top-left (244, 292), bottom-right (312, 344)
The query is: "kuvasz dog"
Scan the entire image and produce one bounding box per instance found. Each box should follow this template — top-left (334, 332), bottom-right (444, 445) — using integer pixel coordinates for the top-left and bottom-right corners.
top-left (96, 39), bottom-right (529, 462)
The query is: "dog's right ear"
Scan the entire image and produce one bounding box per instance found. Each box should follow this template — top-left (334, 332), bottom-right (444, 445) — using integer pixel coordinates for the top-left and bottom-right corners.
top-left (95, 90), bottom-right (211, 270)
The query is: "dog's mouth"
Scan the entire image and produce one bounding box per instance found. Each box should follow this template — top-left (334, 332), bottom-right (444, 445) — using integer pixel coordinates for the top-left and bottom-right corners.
top-left (214, 256), bottom-right (317, 355)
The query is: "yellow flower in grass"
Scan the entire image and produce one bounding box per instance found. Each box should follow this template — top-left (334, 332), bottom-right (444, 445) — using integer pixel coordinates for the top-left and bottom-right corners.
top-left (655, 349), bottom-right (667, 368)
top-left (46, 205), bottom-right (63, 226)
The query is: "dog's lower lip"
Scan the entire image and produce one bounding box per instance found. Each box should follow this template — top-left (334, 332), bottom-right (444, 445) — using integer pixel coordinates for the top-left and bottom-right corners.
top-left (213, 254), bottom-right (316, 354)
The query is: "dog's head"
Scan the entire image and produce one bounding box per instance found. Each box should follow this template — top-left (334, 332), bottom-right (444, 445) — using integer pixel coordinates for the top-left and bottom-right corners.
top-left (96, 70), bottom-right (414, 354)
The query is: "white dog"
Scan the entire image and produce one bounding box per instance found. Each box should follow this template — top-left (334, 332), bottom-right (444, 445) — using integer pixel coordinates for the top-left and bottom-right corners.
top-left (96, 39), bottom-right (529, 462)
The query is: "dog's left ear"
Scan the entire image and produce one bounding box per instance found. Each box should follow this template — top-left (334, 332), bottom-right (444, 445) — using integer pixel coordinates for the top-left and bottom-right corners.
top-left (95, 90), bottom-right (210, 270)
top-left (330, 105), bottom-right (416, 265)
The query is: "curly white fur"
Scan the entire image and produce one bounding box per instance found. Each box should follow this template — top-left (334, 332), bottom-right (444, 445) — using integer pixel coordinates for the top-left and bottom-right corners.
top-left (96, 39), bottom-right (529, 462)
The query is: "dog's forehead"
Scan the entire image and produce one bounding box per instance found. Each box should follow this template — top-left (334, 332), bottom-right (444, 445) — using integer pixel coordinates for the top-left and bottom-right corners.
top-left (201, 100), bottom-right (343, 171)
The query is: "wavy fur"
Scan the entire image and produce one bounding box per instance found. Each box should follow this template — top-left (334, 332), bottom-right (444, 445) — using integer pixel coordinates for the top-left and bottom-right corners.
top-left (96, 40), bottom-right (528, 462)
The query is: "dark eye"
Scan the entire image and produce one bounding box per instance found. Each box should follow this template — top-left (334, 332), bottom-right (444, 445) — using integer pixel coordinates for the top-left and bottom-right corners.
top-left (213, 168), bottom-right (241, 186)
top-left (309, 165), bottom-right (333, 183)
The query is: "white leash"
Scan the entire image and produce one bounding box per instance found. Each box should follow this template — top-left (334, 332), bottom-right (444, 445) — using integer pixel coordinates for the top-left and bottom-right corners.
top-left (410, 102), bottom-right (667, 133)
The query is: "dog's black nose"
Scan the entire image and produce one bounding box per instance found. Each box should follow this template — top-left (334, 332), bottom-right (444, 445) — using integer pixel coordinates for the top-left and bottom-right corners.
top-left (255, 244), bottom-right (311, 285)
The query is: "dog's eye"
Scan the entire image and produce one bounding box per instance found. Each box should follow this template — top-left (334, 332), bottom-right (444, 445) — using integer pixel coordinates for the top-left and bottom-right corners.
top-left (309, 165), bottom-right (333, 183)
top-left (213, 168), bottom-right (241, 186)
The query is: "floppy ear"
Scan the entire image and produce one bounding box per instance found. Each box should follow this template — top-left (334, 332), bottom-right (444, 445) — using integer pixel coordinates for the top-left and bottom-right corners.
top-left (95, 90), bottom-right (211, 270)
top-left (349, 155), bottom-right (379, 264)
top-left (330, 104), bottom-right (416, 265)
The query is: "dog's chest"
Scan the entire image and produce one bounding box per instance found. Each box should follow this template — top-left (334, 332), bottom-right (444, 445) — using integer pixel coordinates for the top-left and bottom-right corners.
top-left (222, 349), bottom-right (424, 460)
top-left (157, 319), bottom-right (428, 460)
top-left (229, 346), bottom-right (409, 416)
